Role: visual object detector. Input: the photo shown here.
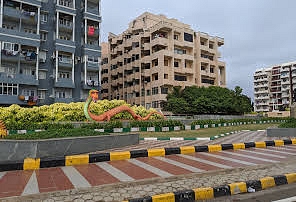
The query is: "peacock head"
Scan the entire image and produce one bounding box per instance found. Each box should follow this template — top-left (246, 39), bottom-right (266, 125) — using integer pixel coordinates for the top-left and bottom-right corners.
top-left (89, 89), bottom-right (99, 103)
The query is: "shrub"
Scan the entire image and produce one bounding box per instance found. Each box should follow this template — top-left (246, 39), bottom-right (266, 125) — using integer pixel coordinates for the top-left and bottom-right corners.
top-left (278, 118), bottom-right (296, 128)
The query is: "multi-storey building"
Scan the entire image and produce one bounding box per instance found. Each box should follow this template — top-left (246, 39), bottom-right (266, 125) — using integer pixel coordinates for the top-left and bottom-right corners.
top-left (254, 68), bottom-right (270, 112)
top-left (0, 0), bottom-right (101, 106)
top-left (101, 12), bottom-right (226, 109)
top-left (254, 61), bottom-right (296, 112)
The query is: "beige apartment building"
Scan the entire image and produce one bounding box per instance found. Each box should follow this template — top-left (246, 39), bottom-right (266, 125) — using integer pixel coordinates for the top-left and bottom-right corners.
top-left (254, 61), bottom-right (296, 112)
top-left (101, 12), bottom-right (226, 109)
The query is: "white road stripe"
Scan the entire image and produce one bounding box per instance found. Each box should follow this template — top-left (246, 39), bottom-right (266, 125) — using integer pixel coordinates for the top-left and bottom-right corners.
top-left (284, 145), bottom-right (296, 150)
top-left (238, 149), bottom-right (286, 158)
top-left (255, 148), bottom-right (296, 155)
top-left (128, 159), bottom-right (172, 178)
top-left (200, 152), bottom-right (257, 166)
top-left (154, 156), bottom-right (204, 173)
top-left (22, 171), bottom-right (39, 196)
top-left (0, 172), bottom-right (6, 179)
top-left (61, 166), bottom-right (91, 188)
top-left (96, 162), bottom-right (134, 182)
top-left (178, 154), bottom-right (233, 169)
top-left (273, 196), bottom-right (296, 202)
top-left (220, 151), bottom-right (279, 163)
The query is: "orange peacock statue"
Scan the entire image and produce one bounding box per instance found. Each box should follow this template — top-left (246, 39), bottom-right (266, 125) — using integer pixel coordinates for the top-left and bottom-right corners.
top-left (84, 89), bottom-right (165, 122)
top-left (0, 120), bottom-right (7, 138)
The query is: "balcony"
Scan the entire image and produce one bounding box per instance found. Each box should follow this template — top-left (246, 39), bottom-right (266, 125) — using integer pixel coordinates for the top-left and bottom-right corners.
top-left (86, 61), bottom-right (99, 71)
top-left (0, 28), bottom-right (40, 47)
top-left (83, 8), bottom-right (101, 21)
top-left (81, 80), bottom-right (99, 90)
top-left (3, 6), bottom-right (38, 23)
top-left (58, 58), bottom-right (73, 69)
top-left (55, 39), bottom-right (75, 53)
top-left (0, 72), bottom-right (38, 85)
top-left (0, 95), bottom-right (24, 105)
top-left (151, 37), bottom-right (168, 47)
top-left (83, 44), bottom-right (101, 57)
top-left (54, 78), bottom-right (75, 88)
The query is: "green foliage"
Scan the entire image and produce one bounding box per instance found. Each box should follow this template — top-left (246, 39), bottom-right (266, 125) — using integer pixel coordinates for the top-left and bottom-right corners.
top-left (191, 117), bottom-right (285, 126)
top-left (4, 128), bottom-right (108, 140)
top-left (129, 120), bottom-right (184, 128)
top-left (164, 85), bottom-right (253, 115)
top-left (0, 100), bottom-right (163, 130)
top-left (278, 118), bottom-right (296, 128)
top-left (81, 121), bottom-right (123, 129)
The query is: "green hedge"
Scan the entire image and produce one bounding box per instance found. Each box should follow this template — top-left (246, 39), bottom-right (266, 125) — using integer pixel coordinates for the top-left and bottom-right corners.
top-left (5, 128), bottom-right (108, 140)
top-left (278, 118), bottom-right (296, 128)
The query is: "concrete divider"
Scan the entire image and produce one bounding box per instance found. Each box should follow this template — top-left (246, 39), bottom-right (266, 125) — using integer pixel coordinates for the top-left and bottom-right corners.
top-left (0, 133), bottom-right (139, 162)
top-left (267, 128), bottom-right (296, 137)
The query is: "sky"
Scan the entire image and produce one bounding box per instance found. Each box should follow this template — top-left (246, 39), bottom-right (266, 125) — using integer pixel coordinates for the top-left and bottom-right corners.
top-left (100, 0), bottom-right (296, 100)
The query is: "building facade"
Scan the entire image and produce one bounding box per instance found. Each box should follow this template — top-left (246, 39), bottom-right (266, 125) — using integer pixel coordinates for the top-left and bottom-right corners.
top-left (101, 12), bottom-right (226, 109)
top-left (254, 61), bottom-right (296, 112)
top-left (0, 0), bottom-right (101, 106)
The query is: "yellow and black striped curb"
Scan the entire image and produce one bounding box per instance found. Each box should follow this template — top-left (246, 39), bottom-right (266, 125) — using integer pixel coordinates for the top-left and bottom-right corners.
top-left (0, 139), bottom-right (295, 171)
top-left (122, 172), bottom-right (296, 202)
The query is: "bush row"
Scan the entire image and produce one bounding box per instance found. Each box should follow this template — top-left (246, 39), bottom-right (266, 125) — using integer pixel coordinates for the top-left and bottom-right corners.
top-left (278, 118), bottom-right (296, 128)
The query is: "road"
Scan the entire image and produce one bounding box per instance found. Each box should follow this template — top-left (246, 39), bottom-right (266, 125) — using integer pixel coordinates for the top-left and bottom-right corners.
top-left (0, 130), bottom-right (295, 200)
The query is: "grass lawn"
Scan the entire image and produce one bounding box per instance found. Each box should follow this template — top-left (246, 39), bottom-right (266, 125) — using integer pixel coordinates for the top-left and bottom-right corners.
top-left (138, 123), bottom-right (279, 138)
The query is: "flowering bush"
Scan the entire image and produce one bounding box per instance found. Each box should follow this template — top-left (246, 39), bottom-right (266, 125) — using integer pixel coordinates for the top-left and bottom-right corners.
top-left (0, 101), bottom-right (162, 129)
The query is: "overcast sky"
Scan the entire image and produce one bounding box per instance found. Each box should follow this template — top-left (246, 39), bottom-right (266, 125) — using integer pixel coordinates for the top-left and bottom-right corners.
top-left (100, 0), bottom-right (296, 99)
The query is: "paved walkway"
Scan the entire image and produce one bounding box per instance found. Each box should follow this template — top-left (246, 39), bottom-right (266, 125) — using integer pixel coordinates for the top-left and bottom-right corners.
top-left (0, 130), bottom-right (296, 201)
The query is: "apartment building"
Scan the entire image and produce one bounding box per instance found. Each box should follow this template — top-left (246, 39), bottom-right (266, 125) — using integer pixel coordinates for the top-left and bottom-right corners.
top-left (101, 12), bottom-right (226, 109)
top-left (254, 61), bottom-right (296, 112)
top-left (0, 0), bottom-right (101, 106)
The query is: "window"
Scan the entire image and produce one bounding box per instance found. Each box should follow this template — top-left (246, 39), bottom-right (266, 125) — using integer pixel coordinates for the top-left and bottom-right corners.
top-left (210, 67), bottom-right (214, 73)
top-left (152, 87), bottom-right (158, 95)
top-left (174, 61), bottom-right (179, 67)
top-left (152, 101), bottom-right (159, 108)
top-left (58, 54), bottom-right (72, 63)
top-left (161, 87), bottom-right (168, 94)
top-left (2, 42), bottom-right (18, 51)
top-left (40, 12), bottom-right (48, 23)
top-left (24, 28), bottom-right (37, 34)
top-left (201, 66), bottom-right (206, 71)
top-left (174, 34), bottom-right (179, 40)
top-left (38, 90), bottom-right (46, 99)
top-left (38, 71), bottom-right (47, 79)
top-left (202, 78), bottom-right (214, 85)
top-left (56, 91), bottom-right (66, 98)
top-left (0, 83), bottom-right (18, 95)
top-left (146, 90), bottom-right (151, 96)
top-left (184, 33), bottom-right (193, 42)
top-left (40, 32), bottom-right (48, 41)
top-left (59, 71), bottom-right (71, 78)
top-left (174, 75), bottom-right (187, 81)
top-left (59, 0), bottom-right (72, 7)
top-left (22, 67), bottom-right (35, 76)
top-left (174, 48), bottom-right (186, 54)
top-left (164, 74), bottom-right (168, 79)
top-left (23, 89), bottom-right (36, 96)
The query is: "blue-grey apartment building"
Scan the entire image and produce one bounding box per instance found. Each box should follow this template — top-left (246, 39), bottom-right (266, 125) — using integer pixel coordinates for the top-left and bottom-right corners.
top-left (0, 0), bottom-right (101, 106)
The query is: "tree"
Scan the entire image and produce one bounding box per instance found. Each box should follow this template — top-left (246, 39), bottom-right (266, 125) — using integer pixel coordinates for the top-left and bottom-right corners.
top-left (165, 86), bottom-right (252, 115)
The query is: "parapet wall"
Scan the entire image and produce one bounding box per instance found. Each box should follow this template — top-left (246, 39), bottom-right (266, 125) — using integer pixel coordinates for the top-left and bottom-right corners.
top-left (0, 134), bottom-right (139, 162)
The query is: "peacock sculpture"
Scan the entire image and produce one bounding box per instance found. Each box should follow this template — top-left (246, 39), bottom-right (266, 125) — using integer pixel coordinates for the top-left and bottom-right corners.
top-left (84, 89), bottom-right (165, 122)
